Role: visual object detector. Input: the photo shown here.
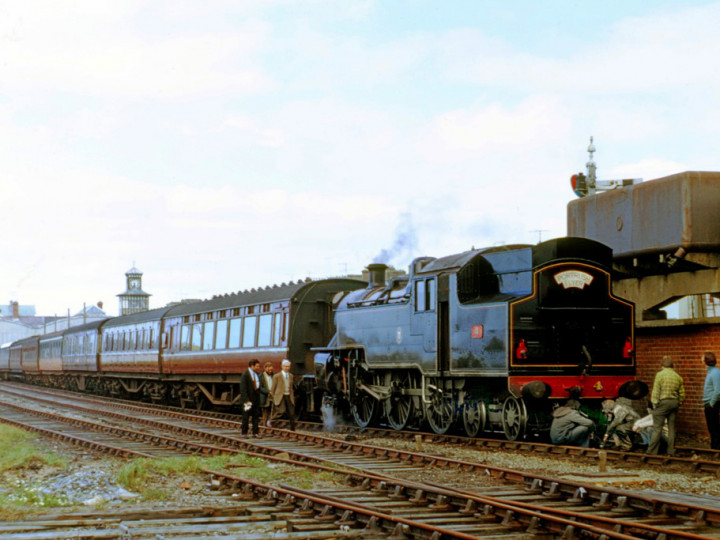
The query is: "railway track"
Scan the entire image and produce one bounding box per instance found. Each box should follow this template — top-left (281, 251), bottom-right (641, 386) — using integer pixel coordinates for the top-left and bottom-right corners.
top-left (19, 381), bottom-right (719, 475)
top-left (7, 384), bottom-right (720, 476)
top-left (2, 382), bottom-right (720, 538)
top-left (285, 419), bottom-right (720, 476)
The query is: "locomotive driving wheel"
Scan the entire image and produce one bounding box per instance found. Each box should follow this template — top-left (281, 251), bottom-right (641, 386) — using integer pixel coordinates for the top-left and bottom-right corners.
top-left (424, 383), bottom-right (455, 435)
top-left (351, 392), bottom-right (377, 428)
top-left (383, 372), bottom-right (415, 430)
top-left (461, 398), bottom-right (486, 437)
top-left (501, 396), bottom-right (528, 441)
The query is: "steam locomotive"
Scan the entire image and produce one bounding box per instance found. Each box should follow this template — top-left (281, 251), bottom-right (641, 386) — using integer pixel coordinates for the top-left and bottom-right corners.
top-left (314, 237), bottom-right (646, 440)
top-left (0, 237), bottom-right (645, 440)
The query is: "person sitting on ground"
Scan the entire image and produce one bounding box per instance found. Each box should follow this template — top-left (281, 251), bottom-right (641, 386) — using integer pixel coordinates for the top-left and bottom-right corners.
top-left (550, 399), bottom-right (595, 447)
top-left (632, 411), bottom-right (668, 450)
top-left (601, 397), bottom-right (641, 451)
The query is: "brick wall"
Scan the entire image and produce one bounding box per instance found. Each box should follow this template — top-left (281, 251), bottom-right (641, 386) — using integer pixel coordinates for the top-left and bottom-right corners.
top-left (636, 324), bottom-right (720, 440)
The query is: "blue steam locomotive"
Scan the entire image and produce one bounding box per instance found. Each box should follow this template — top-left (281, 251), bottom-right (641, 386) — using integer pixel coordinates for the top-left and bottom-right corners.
top-left (314, 237), bottom-right (645, 440)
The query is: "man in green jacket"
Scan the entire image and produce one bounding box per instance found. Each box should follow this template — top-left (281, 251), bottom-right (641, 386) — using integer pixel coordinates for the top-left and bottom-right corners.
top-left (647, 356), bottom-right (685, 456)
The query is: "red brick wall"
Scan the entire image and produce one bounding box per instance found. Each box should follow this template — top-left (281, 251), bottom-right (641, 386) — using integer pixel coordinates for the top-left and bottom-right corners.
top-left (636, 324), bottom-right (720, 440)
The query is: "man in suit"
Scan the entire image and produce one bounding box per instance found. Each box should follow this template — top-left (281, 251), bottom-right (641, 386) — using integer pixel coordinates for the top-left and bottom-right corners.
top-left (270, 359), bottom-right (296, 430)
top-left (260, 362), bottom-right (274, 426)
top-left (239, 359), bottom-right (263, 438)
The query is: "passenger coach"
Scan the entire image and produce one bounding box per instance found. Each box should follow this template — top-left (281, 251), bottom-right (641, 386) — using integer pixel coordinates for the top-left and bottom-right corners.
top-left (160, 278), bottom-right (366, 411)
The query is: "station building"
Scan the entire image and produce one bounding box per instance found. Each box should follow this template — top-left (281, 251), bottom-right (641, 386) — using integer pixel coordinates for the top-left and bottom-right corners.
top-left (0, 301), bottom-right (107, 344)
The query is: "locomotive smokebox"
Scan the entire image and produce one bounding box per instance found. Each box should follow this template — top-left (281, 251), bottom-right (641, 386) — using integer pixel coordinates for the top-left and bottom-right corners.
top-left (367, 263), bottom-right (388, 288)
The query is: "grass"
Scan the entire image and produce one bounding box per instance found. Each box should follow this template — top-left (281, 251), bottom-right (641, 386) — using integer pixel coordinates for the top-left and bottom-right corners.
top-left (0, 424), bottom-right (71, 519)
top-left (0, 424), bottom-right (67, 472)
top-left (116, 451), bottom-right (345, 497)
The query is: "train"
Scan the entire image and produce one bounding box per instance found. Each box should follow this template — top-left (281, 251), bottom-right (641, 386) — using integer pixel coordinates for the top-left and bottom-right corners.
top-left (0, 237), bottom-right (647, 440)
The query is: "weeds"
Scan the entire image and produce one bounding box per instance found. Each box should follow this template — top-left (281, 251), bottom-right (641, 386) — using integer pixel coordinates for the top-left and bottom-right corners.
top-left (0, 425), bottom-right (67, 472)
top-left (116, 451), bottom-right (344, 496)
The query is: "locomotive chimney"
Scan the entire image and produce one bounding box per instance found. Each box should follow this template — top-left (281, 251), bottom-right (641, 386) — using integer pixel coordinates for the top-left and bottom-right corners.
top-left (367, 263), bottom-right (388, 288)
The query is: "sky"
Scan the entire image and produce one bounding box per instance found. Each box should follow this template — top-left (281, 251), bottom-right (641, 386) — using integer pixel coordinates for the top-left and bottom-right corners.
top-left (1, 0), bottom-right (719, 317)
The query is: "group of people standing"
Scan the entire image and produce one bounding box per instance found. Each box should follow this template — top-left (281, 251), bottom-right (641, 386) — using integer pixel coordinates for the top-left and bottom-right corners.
top-left (238, 359), bottom-right (297, 438)
top-left (551, 352), bottom-right (720, 454)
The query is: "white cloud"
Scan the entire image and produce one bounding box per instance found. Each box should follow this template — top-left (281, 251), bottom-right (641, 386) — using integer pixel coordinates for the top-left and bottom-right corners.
top-left (421, 96), bottom-right (571, 159)
top-left (0, 2), bottom-right (273, 98)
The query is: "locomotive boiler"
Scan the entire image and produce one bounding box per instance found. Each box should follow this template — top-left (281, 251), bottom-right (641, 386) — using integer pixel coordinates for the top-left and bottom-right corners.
top-left (314, 237), bottom-right (646, 440)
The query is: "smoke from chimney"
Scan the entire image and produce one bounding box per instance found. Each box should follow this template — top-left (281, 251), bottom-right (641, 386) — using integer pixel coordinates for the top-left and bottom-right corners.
top-left (373, 212), bottom-right (418, 265)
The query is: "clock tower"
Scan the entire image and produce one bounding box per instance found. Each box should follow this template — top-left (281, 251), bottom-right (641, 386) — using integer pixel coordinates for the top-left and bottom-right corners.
top-left (117, 266), bottom-right (151, 315)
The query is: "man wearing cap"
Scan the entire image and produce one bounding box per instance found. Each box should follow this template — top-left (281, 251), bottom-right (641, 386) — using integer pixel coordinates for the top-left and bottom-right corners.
top-left (703, 352), bottom-right (720, 449)
top-left (647, 356), bottom-right (685, 455)
top-left (601, 397), bottom-right (641, 451)
top-left (270, 359), bottom-right (296, 431)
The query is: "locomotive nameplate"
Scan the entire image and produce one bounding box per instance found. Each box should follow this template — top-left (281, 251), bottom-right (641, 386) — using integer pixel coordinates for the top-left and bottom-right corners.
top-left (553, 270), bottom-right (593, 289)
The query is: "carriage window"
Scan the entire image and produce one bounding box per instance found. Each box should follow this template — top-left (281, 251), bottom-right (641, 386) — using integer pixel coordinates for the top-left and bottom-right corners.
top-left (243, 316), bottom-right (257, 348)
top-left (228, 318), bottom-right (242, 348)
top-left (273, 313), bottom-right (282, 346)
top-left (257, 314), bottom-right (272, 347)
top-left (191, 324), bottom-right (202, 351)
top-left (149, 328), bottom-right (155, 349)
top-left (215, 319), bottom-right (228, 349)
top-left (203, 321), bottom-right (215, 350)
top-left (181, 325), bottom-right (191, 351)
